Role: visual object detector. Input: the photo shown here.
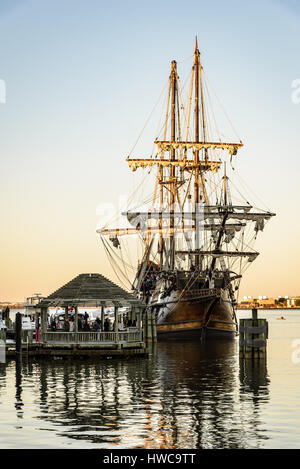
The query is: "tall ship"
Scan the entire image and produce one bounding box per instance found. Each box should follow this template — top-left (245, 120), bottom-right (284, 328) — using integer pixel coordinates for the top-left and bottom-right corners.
top-left (97, 40), bottom-right (275, 339)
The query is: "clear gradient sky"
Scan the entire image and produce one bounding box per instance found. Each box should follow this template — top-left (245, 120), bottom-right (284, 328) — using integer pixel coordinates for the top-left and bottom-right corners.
top-left (0, 0), bottom-right (299, 302)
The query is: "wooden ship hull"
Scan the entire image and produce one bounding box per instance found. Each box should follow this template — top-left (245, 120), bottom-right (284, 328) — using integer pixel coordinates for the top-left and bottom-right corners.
top-left (149, 286), bottom-right (237, 339)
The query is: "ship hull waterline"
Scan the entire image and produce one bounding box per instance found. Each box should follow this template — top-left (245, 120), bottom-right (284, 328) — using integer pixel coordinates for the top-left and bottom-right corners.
top-left (149, 288), bottom-right (238, 340)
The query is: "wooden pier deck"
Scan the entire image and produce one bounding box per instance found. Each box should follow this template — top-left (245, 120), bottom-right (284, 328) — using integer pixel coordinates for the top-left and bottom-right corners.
top-left (5, 330), bottom-right (147, 358)
top-left (3, 273), bottom-right (155, 359)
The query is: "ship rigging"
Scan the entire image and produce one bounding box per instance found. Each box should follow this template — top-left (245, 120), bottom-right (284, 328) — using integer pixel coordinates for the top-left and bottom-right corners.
top-left (97, 40), bottom-right (275, 339)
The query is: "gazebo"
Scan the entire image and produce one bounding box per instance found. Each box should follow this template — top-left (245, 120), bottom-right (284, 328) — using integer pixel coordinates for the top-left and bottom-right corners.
top-left (35, 273), bottom-right (146, 354)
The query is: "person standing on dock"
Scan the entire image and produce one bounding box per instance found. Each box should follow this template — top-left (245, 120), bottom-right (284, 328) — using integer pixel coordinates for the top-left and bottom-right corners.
top-left (50, 315), bottom-right (56, 331)
top-left (69, 317), bottom-right (74, 332)
top-left (83, 311), bottom-right (89, 330)
top-left (104, 317), bottom-right (110, 332)
top-left (94, 317), bottom-right (101, 332)
top-left (64, 318), bottom-right (70, 332)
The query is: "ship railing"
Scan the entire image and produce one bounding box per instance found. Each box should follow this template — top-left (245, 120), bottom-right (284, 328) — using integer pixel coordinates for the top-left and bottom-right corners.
top-left (185, 288), bottom-right (219, 297)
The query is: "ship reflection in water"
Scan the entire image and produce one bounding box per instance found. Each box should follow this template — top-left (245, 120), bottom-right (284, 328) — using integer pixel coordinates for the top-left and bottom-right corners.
top-left (0, 340), bottom-right (270, 449)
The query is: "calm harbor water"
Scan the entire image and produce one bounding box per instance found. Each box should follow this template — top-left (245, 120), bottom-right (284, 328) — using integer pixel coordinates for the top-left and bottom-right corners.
top-left (0, 309), bottom-right (299, 449)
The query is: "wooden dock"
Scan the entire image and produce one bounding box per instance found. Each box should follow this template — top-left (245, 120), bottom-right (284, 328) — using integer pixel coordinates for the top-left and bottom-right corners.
top-left (3, 273), bottom-right (156, 359)
top-left (5, 329), bottom-right (148, 358)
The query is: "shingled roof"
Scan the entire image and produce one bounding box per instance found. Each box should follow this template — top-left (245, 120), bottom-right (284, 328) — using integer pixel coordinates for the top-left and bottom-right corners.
top-left (38, 273), bottom-right (145, 308)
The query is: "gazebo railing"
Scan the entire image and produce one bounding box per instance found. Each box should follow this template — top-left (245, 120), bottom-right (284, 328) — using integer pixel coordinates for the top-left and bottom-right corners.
top-left (42, 331), bottom-right (143, 344)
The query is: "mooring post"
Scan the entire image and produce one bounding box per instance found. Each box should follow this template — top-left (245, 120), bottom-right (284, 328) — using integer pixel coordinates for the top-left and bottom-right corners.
top-left (143, 309), bottom-right (147, 341)
top-left (151, 308), bottom-right (157, 343)
top-left (239, 308), bottom-right (268, 359)
top-left (15, 312), bottom-right (22, 360)
top-left (0, 328), bottom-right (6, 364)
top-left (146, 308), bottom-right (153, 343)
top-left (40, 307), bottom-right (48, 343)
top-left (137, 308), bottom-right (143, 342)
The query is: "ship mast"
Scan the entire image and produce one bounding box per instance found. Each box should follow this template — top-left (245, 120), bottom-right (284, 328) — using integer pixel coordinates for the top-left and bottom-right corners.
top-left (100, 42), bottom-right (254, 280)
top-left (194, 37), bottom-right (207, 268)
top-left (170, 60), bottom-right (177, 271)
top-left (97, 42), bottom-right (277, 303)
top-left (194, 38), bottom-right (200, 209)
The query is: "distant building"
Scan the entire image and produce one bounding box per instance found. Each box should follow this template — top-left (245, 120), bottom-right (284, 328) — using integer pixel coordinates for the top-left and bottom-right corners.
top-left (238, 298), bottom-right (258, 309)
top-left (287, 297), bottom-right (300, 308)
top-left (275, 297), bottom-right (288, 307)
top-left (238, 297), bottom-right (276, 308)
top-left (258, 298), bottom-right (276, 308)
top-left (238, 296), bottom-right (300, 309)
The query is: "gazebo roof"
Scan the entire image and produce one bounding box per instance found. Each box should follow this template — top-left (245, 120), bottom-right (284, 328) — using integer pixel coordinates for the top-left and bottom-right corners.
top-left (38, 273), bottom-right (145, 308)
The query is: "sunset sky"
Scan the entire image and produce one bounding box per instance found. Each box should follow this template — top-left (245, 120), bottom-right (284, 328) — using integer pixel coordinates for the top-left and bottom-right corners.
top-left (0, 0), bottom-right (299, 302)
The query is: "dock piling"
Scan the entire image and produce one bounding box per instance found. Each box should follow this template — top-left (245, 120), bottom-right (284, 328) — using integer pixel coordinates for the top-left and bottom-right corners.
top-left (0, 329), bottom-right (6, 363)
top-left (146, 308), bottom-right (153, 342)
top-left (144, 307), bottom-right (157, 343)
top-left (239, 308), bottom-right (268, 359)
top-left (152, 309), bottom-right (157, 343)
top-left (15, 312), bottom-right (22, 360)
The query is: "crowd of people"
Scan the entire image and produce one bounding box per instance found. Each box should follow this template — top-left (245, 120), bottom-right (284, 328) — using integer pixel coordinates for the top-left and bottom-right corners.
top-left (48, 311), bottom-right (138, 333)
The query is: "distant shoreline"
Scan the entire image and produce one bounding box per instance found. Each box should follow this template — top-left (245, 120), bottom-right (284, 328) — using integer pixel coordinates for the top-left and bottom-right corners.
top-left (235, 307), bottom-right (300, 311)
top-left (2, 305), bottom-right (300, 312)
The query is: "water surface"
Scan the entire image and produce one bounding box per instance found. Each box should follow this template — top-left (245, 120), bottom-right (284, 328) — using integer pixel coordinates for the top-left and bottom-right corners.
top-left (0, 309), bottom-right (299, 449)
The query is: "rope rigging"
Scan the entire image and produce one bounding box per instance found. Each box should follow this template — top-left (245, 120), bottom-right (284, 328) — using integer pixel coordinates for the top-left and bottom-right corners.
top-left (97, 45), bottom-right (275, 315)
